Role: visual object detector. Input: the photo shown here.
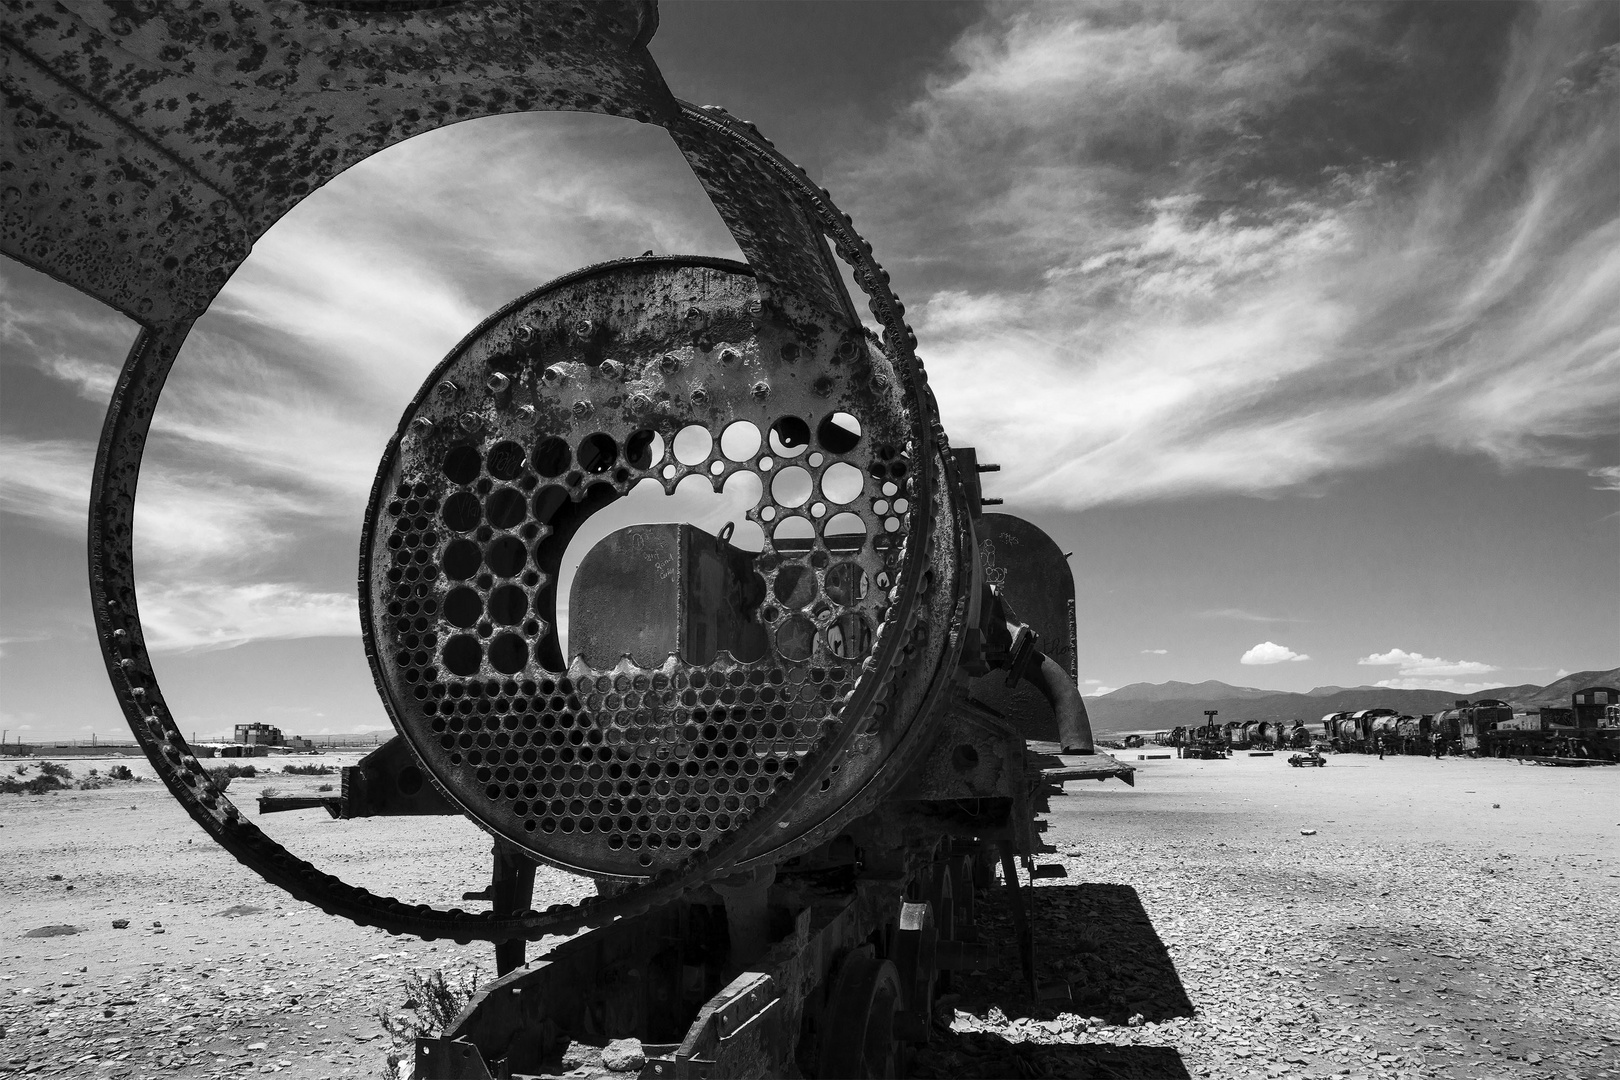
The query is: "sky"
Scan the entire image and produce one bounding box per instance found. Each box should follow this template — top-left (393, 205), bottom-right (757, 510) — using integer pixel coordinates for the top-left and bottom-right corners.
top-left (2, 1), bottom-right (1616, 742)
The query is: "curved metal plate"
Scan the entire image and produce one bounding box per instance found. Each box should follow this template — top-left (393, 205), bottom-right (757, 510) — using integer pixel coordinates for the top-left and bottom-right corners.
top-left (968, 513), bottom-right (1076, 744)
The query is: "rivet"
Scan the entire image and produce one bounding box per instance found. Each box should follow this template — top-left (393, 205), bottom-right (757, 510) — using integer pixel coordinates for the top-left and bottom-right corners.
top-left (685, 306), bottom-right (702, 321)
top-left (690, 387), bottom-right (707, 405)
top-left (459, 412), bottom-right (483, 433)
top-left (718, 348), bottom-right (739, 364)
top-left (486, 372), bottom-right (510, 394)
top-left (599, 359), bottom-right (622, 379)
top-left (751, 381), bottom-right (770, 400)
top-left (659, 354), bottom-right (681, 375)
top-left (514, 323), bottom-right (535, 344)
top-left (410, 417), bottom-right (434, 434)
top-left (573, 318), bottom-right (595, 342)
top-left (813, 376), bottom-right (834, 396)
top-left (436, 380), bottom-right (459, 400)
top-left (573, 400), bottom-right (594, 418)
top-left (518, 404), bottom-right (536, 419)
top-left (542, 366), bottom-right (564, 384)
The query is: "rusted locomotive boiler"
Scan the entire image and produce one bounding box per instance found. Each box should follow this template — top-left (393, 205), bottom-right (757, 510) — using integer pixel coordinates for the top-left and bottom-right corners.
top-left (1, 3), bottom-right (1133, 1077)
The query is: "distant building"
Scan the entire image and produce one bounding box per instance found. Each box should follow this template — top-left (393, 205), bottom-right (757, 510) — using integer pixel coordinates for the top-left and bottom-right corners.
top-left (235, 723), bottom-right (283, 746)
top-left (1573, 686), bottom-right (1617, 729)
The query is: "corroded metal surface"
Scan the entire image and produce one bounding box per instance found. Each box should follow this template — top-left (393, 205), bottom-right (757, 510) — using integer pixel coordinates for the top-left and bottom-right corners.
top-left (1, 0), bottom-right (671, 325)
top-left (363, 255), bottom-right (954, 877)
top-left (11, 0), bottom-right (967, 940)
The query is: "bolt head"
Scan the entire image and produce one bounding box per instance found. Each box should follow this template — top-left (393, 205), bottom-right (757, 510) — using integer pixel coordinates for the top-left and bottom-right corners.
top-left (751, 381), bottom-right (770, 400)
top-left (599, 359), bottom-right (622, 379)
top-left (459, 412), bottom-right (483, 433)
top-left (514, 323), bottom-right (535, 344)
top-left (573, 318), bottom-right (595, 341)
top-left (573, 400), bottom-right (594, 418)
top-left (659, 354), bottom-right (681, 375)
top-left (541, 365), bottom-right (564, 384)
top-left (486, 372), bottom-right (510, 393)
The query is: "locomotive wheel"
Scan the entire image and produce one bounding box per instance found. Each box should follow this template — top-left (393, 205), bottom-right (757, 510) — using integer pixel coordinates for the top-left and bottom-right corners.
top-left (817, 948), bottom-right (904, 1079)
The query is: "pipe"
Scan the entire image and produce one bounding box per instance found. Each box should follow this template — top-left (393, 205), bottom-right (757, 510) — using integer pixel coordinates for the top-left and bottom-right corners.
top-left (1024, 649), bottom-right (1095, 754)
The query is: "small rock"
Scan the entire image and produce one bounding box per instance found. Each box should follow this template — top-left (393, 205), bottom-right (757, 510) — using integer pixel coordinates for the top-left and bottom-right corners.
top-left (1127, 1013), bottom-right (1145, 1027)
top-left (111, 919), bottom-right (129, 929)
top-left (1300, 829), bottom-right (1317, 836)
top-left (602, 1038), bottom-right (646, 1072)
top-left (152, 920), bottom-right (162, 927)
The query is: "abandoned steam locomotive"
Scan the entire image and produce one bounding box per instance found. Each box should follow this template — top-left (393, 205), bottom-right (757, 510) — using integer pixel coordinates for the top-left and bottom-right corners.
top-left (1, 3), bottom-right (1133, 1076)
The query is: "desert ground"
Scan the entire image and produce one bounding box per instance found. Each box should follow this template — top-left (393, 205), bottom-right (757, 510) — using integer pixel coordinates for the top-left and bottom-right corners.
top-left (1, 750), bottom-right (1616, 1080)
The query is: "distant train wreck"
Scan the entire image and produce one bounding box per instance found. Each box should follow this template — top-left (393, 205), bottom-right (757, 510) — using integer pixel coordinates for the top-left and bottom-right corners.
top-left (1150, 685), bottom-right (1620, 762)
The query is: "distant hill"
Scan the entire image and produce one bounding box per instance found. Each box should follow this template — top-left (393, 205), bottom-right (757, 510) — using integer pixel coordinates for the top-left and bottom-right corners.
top-left (1101, 680), bottom-right (1280, 702)
top-left (1085, 667), bottom-right (1620, 733)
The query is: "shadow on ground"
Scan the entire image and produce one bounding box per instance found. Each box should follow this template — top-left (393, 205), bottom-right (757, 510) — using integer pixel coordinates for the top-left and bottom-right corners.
top-left (910, 1031), bottom-right (1191, 1079)
top-left (909, 881), bottom-right (1194, 1079)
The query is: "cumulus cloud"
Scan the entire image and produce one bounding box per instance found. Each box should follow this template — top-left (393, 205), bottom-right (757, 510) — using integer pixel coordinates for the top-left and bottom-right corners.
top-left (1240, 641), bottom-right (1310, 665)
top-left (1358, 648), bottom-right (1499, 677)
top-left (841, 3), bottom-right (1620, 508)
top-left (1141, 648), bottom-right (1168, 654)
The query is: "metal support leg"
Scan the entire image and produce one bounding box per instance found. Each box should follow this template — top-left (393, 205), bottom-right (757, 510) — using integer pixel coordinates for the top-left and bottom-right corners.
top-left (999, 846), bottom-right (1036, 996)
top-left (491, 840), bottom-right (536, 976)
top-left (714, 865), bottom-right (776, 969)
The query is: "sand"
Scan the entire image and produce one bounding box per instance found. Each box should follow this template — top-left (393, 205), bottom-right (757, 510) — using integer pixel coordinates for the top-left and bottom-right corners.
top-left (1, 750), bottom-right (1615, 1079)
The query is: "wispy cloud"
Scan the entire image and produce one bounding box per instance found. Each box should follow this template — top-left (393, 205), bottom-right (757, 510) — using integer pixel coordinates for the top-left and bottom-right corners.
top-left (4, 112), bottom-right (743, 653)
top-left (1241, 641), bottom-right (1309, 665)
top-left (1140, 648), bottom-right (1167, 655)
top-left (139, 585), bottom-right (357, 651)
top-left (1194, 608), bottom-right (1301, 623)
top-left (843, 3), bottom-right (1620, 508)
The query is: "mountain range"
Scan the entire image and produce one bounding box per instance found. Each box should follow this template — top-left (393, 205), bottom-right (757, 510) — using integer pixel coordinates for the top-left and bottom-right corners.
top-left (1084, 668), bottom-right (1620, 733)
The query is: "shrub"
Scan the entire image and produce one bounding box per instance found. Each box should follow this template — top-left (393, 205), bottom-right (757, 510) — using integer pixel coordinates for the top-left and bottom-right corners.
top-left (317, 783), bottom-right (334, 792)
top-left (1, 774), bottom-right (66, 796)
top-left (205, 766), bottom-right (233, 792)
top-left (281, 763), bottom-right (333, 775)
top-left (108, 765), bottom-right (134, 781)
top-left (37, 761), bottom-right (73, 780)
top-left (378, 968), bottom-right (483, 1048)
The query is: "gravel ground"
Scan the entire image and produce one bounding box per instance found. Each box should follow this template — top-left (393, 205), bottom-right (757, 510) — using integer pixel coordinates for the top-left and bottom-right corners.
top-left (917, 752), bottom-right (1620, 1080)
top-left (1, 751), bottom-right (1615, 1079)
